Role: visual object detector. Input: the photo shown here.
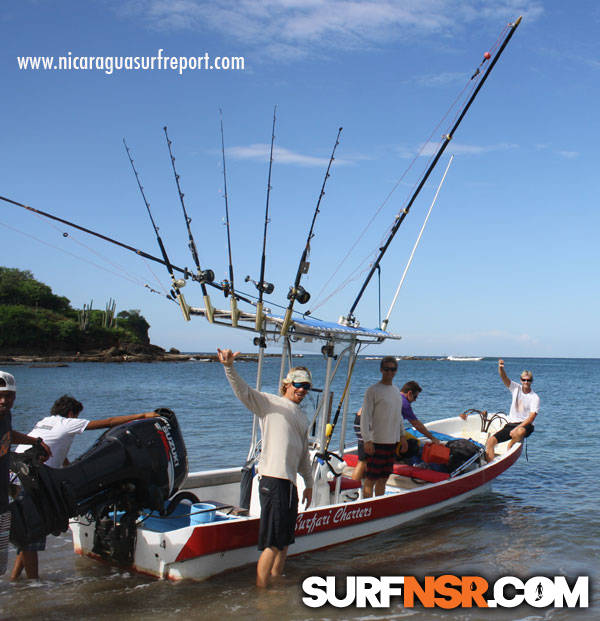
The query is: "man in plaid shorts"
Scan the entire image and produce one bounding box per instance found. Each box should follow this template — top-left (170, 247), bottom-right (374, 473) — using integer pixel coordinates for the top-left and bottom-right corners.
top-left (360, 357), bottom-right (407, 498)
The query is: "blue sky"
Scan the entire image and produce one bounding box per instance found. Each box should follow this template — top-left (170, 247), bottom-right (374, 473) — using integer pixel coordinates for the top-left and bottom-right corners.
top-left (2, 1), bottom-right (598, 357)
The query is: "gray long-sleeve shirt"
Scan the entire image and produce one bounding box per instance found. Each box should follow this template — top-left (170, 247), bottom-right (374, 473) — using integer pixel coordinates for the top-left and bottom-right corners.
top-left (225, 366), bottom-right (313, 487)
top-left (360, 382), bottom-right (405, 444)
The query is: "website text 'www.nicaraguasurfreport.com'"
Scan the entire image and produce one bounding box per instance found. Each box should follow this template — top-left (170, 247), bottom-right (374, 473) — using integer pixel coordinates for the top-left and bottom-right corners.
top-left (16, 49), bottom-right (245, 76)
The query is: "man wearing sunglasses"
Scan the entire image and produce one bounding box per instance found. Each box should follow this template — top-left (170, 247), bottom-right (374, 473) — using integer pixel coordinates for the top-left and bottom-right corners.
top-left (360, 356), bottom-right (407, 498)
top-left (485, 359), bottom-right (540, 462)
top-left (217, 348), bottom-right (312, 588)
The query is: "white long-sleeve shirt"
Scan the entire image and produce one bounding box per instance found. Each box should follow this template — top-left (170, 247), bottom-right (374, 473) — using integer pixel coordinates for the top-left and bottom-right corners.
top-left (360, 382), bottom-right (405, 444)
top-left (225, 366), bottom-right (313, 487)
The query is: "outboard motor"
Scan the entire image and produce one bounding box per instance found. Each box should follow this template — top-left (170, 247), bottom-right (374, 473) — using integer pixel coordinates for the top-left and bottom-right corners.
top-left (9, 408), bottom-right (187, 563)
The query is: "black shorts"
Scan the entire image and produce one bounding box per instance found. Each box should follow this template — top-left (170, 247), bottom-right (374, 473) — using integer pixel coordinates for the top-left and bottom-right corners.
top-left (258, 476), bottom-right (298, 551)
top-left (365, 443), bottom-right (396, 480)
top-left (493, 422), bottom-right (534, 443)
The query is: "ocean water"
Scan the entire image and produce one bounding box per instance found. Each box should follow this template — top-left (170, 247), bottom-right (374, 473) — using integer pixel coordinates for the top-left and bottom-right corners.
top-left (0, 356), bottom-right (598, 620)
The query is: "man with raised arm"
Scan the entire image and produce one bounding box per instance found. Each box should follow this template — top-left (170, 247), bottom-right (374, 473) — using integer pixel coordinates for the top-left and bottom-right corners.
top-left (360, 356), bottom-right (407, 498)
top-left (217, 348), bottom-right (313, 588)
top-left (485, 359), bottom-right (539, 462)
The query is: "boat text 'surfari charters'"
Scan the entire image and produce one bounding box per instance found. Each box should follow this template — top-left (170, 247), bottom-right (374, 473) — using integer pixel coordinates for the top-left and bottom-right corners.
top-left (3, 17), bottom-right (523, 581)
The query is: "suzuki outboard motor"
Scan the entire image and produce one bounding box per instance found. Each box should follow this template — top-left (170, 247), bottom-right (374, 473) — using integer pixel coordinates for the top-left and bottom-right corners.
top-left (9, 408), bottom-right (187, 562)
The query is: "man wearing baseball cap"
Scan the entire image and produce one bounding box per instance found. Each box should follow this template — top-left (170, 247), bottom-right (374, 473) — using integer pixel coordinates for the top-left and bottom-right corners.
top-left (217, 348), bottom-right (313, 588)
top-left (0, 371), bottom-right (51, 576)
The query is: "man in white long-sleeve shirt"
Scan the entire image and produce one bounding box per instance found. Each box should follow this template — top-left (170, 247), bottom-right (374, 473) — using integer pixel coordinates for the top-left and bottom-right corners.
top-left (360, 356), bottom-right (407, 498)
top-left (217, 348), bottom-right (313, 587)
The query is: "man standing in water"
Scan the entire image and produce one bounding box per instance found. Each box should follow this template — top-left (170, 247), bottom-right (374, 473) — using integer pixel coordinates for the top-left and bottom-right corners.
top-left (0, 371), bottom-right (51, 576)
top-left (360, 357), bottom-right (407, 498)
top-left (217, 348), bottom-right (313, 588)
top-left (485, 359), bottom-right (539, 462)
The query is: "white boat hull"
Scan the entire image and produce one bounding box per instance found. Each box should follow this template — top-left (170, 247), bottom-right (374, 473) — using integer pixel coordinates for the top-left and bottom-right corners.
top-left (70, 414), bottom-right (520, 581)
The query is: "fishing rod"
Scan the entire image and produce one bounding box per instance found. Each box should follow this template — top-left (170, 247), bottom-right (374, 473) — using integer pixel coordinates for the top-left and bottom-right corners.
top-left (280, 126), bottom-right (343, 336)
top-left (251, 106), bottom-right (277, 332)
top-left (381, 154), bottom-right (454, 332)
top-left (123, 139), bottom-right (191, 321)
top-left (343, 16), bottom-right (522, 326)
top-left (0, 195), bottom-right (261, 308)
top-left (218, 112), bottom-right (239, 326)
top-left (163, 126), bottom-right (215, 323)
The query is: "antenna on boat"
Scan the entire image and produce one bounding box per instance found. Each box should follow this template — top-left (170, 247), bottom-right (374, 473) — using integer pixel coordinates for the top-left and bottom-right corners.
top-left (218, 110), bottom-right (240, 327)
top-left (253, 105), bottom-right (277, 332)
top-left (123, 139), bottom-right (191, 321)
top-left (280, 126), bottom-right (343, 336)
top-left (381, 154), bottom-right (454, 332)
top-left (342, 16), bottom-right (522, 327)
top-left (163, 126), bottom-right (215, 323)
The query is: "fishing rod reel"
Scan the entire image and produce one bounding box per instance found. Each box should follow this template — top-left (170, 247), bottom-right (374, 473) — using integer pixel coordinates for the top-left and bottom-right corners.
top-left (338, 314), bottom-right (359, 328)
top-left (287, 284), bottom-right (310, 305)
top-left (245, 275), bottom-right (274, 295)
top-left (193, 269), bottom-right (214, 285)
top-left (167, 276), bottom-right (188, 303)
top-left (253, 336), bottom-right (267, 349)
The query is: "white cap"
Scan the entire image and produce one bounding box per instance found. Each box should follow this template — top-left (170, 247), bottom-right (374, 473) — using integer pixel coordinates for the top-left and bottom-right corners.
top-left (0, 371), bottom-right (16, 393)
top-left (284, 368), bottom-right (312, 386)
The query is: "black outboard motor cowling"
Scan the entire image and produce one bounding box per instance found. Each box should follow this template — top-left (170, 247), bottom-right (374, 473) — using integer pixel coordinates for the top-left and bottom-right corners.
top-left (9, 408), bottom-right (187, 549)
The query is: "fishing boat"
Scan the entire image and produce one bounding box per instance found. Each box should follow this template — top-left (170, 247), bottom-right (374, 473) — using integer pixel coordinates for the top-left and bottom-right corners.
top-left (5, 18), bottom-right (523, 582)
top-left (68, 407), bottom-right (517, 581)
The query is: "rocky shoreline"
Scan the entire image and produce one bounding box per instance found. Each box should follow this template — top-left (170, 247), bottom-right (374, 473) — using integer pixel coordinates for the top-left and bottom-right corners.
top-left (0, 345), bottom-right (295, 365)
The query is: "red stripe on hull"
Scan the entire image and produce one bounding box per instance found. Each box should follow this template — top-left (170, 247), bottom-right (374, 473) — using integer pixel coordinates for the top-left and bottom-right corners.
top-left (176, 446), bottom-right (521, 560)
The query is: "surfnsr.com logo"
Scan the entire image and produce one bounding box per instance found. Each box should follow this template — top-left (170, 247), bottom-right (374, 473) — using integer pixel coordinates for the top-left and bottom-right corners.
top-left (302, 575), bottom-right (589, 609)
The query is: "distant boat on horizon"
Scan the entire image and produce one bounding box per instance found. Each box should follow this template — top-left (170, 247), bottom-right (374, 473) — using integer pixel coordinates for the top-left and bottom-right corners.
top-left (446, 355), bottom-right (483, 362)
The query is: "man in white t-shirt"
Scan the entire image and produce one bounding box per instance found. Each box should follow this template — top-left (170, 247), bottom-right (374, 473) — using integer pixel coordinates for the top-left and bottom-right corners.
top-left (11, 394), bottom-right (158, 581)
top-left (485, 360), bottom-right (540, 462)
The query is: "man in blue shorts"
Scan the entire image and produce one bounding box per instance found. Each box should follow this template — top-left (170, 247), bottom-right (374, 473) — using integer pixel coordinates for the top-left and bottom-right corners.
top-left (360, 357), bottom-right (407, 498)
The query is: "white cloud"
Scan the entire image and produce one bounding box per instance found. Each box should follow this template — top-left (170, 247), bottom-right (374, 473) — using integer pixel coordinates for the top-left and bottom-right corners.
top-left (414, 72), bottom-right (469, 87)
top-left (556, 150), bottom-right (579, 159)
top-left (535, 144), bottom-right (579, 159)
top-left (410, 329), bottom-right (540, 353)
top-left (396, 141), bottom-right (518, 158)
top-left (116, 0), bottom-right (543, 60)
top-left (227, 143), bottom-right (358, 166)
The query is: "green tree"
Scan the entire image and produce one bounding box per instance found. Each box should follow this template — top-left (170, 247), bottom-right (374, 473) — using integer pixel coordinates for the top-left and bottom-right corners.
top-left (0, 267), bottom-right (71, 311)
top-left (117, 310), bottom-right (150, 344)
